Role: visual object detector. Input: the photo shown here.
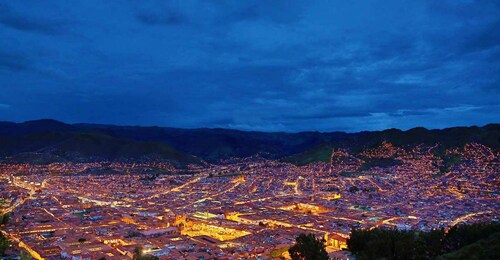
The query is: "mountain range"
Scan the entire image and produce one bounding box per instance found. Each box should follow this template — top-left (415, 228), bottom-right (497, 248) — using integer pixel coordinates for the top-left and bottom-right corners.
top-left (0, 119), bottom-right (498, 166)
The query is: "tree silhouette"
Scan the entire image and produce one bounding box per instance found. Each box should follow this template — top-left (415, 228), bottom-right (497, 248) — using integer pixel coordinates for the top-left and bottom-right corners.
top-left (20, 251), bottom-right (33, 260)
top-left (288, 233), bottom-right (329, 260)
top-left (0, 214), bottom-right (8, 225)
top-left (347, 222), bottom-right (500, 259)
top-left (0, 233), bottom-right (8, 256)
top-left (133, 246), bottom-right (159, 260)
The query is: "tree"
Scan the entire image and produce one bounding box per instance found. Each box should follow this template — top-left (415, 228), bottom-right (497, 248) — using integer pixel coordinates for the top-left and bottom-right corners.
top-left (133, 247), bottom-right (141, 259)
top-left (288, 233), bottom-right (329, 260)
top-left (0, 214), bottom-right (8, 225)
top-left (0, 233), bottom-right (8, 256)
top-left (441, 222), bottom-right (500, 253)
top-left (20, 251), bottom-right (34, 260)
top-left (133, 246), bottom-right (159, 260)
top-left (347, 222), bottom-right (500, 260)
top-left (0, 213), bottom-right (10, 257)
top-left (416, 228), bottom-right (445, 258)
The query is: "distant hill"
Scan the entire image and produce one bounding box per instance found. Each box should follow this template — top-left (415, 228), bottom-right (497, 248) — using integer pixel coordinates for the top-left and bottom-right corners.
top-left (0, 119), bottom-right (75, 135)
top-left (0, 120), bottom-right (498, 165)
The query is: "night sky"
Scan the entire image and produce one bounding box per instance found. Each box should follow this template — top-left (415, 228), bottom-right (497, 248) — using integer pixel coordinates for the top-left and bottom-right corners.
top-left (0, 1), bottom-right (499, 132)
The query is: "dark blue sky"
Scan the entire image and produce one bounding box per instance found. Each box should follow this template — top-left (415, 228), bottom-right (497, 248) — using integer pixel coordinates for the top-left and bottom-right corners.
top-left (0, 0), bottom-right (499, 132)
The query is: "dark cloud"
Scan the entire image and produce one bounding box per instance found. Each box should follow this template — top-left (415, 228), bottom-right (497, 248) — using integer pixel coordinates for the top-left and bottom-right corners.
top-left (272, 111), bottom-right (372, 120)
top-left (212, 1), bottom-right (306, 25)
top-left (461, 20), bottom-right (500, 54)
top-left (136, 11), bottom-right (189, 26)
top-left (425, 0), bottom-right (500, 20)
top-left (0, 4), bottom-right (66, 35)
top-left (0, 51), bottom-right (31, 71)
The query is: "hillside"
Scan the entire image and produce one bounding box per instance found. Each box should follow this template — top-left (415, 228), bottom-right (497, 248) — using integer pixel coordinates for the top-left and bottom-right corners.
top-left (437, 231), bottom-right (500, 259)
top-left (0, 120), bottom-right (498, 165)
top-left (0, 130), bottom-right (201, 166)
top-left (284, 124), bottom-right (499, 165)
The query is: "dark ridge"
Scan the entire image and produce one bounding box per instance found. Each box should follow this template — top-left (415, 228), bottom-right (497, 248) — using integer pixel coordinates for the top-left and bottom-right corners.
top-left (0, 120), bottom-right (497, 165)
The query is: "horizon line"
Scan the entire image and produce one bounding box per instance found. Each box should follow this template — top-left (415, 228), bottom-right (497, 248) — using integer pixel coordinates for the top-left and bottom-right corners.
top-left (0, 118), bottom-right (497, 135)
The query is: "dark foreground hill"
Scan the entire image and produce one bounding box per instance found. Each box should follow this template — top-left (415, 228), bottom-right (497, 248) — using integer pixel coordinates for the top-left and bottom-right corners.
top-left (0, 126), bottom-right (200, 166)
top-left (0, 119), bottom-right (498, 165)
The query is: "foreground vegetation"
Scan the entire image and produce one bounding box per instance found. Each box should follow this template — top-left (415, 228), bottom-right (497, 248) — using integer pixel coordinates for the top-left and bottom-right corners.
top-left (0, 213), bottom-right (9, 256)
top-left (348, 222), bottom-right (500, 259)
top-left (0, 233), bottom-right (7, 257)
top-left (288, 234), bottom-right (329, 260)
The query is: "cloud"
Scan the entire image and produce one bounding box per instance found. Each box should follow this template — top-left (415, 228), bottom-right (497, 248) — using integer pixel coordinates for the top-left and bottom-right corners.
top-left (0, 51), bottom-right (31, 71)
top-left (461, 20), bottom-right (500, 54)
top-left (136, 11), bottom-right (189, 26)
top-left (134, 1), bottom-right (305, 28)
top-left (0, 0), bottom-right (498, 131)
top-left (0, 4), bottom-right (67, 35)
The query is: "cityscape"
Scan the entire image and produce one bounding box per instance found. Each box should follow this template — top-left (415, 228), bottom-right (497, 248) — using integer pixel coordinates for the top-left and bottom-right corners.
top-left (1, 0), bottom-right (499, 259)
top-left (1, 132), bottom-right (498, 259)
